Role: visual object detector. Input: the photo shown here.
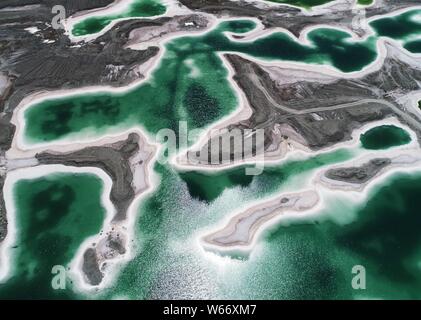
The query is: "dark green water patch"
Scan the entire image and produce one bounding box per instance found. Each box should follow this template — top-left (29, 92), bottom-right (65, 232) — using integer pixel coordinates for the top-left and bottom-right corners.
top-left (179, 148), bottom-right (352, 203)
top-left (179, 168), bottom-right (254, 203)
top-left (205, 25), bottom-right (377, 73)
top-left (370, 9), bottom-right (421, 54)
top-left (183, 83), bottom-right (223, 128)
top-left (256, 172), bottom-right (421, 299)
top-left (0, 173), bottom-right (105, 299)
top-left (217, 20), bottom-right (257, 34)
top-left (249, 224), bottom-right (353, 299)
top-left (25, 21), bottom-right (379, 144)
top-left (334, 173), bottom-right (421, 298)
top-left (360, 125), bottom-right (411, 150)
top-left (357, 0), bottom-right (373, 5)
top-left (266, 0), bottom-right (335, 9)
top-left (72, 0), bottom-right (166, 36)
top-left (404, 39), bottom-right (421, 54)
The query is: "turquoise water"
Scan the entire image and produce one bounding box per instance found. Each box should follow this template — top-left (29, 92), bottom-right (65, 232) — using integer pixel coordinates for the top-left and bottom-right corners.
top-left (360, 125), bottom-right (411, 150)
top-left (0, 173), bottom-right (105, 299)
top-left (72, 0), bottom-right (166, 36)
top-left (23, 10), bottom-right (421, 145)
top-left (370, 9), bottom-right (421, 54)
top-left (265, 0), bottom-right (335, 9)
top-left (92, 158), bottom-right (421, 299)
top-left (97, 149), bottom-right (355, 299)
top-left (3, 9), bottom-right (421, 300)
top-left (3, 149), bottom-right (421, 299)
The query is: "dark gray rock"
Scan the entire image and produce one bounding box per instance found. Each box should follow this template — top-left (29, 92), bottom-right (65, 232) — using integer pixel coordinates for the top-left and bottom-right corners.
top-left (82, 247), bottom-right (103, 286)
top-left (325, 158), bottom-right (392, 183)
top-left (0, 175), bottom-right (6, 243)
top-left (179, 0), bottom-right (420, 38)
top-left (36, 133), bottom-right (140, 221)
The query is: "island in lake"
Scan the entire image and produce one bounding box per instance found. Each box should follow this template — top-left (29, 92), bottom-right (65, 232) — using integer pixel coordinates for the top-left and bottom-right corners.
top-left (1, 0), bottom-right (421, 300)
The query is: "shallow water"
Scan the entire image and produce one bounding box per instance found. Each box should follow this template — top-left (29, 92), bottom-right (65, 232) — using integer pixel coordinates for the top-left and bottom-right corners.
top-left (94, 155), bottom-right (421, 299)
top-left (370, 8), bottom-right (421, 54)
top-left (0, 173), bottom-right (105, 299)
top-left (357, 0), bottom-right (373, 5)
top-left (360, 125), bottom-right (411, 150)
top-left (72, 0), bottom-right (166, 36)
top-left (24, 19), bottom-right (380, 145)
top-left (265, 0), bottom-right (335, 9)
top-left (23, 10), bottom-right (421, 145)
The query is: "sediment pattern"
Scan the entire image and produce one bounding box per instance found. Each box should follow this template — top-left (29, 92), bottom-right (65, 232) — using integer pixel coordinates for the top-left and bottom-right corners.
top-left (36, 132), bottom-right (155, 286)
top-left (187, 44), bottom-right (421, 166)
top-left (204, 190), bottom-right (319, 248)
top-left (1, 0), bottom-right (421, 296)
top-left (325, 158), bottom-right (392, 184)
top-left (37, 133), bottom-right (141, 221)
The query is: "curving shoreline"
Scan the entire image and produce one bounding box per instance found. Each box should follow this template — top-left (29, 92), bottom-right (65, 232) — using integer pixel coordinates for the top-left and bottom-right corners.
top-left (0, 129), bottom-right (158, 289)
top-left (0, 165), bottom-right (115, 283)
top-left (11, 8), bottom-right (421, 154)
top-left (2, 2), bottom-right (421, 295)
top-left (64, 0), bottom-right (191, 42)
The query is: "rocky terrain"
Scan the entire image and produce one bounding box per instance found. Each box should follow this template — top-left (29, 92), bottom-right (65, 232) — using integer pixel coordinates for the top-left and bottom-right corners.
top-left (38, 131), bottom-right (155, 286)
top-left (36, 133), bottom-right (142, 221)
top-left (1, 0), bottom-right (421, 288)
top-left (0, 1), bottom-right (209, 252)
top-left (187, 44), bottom-right (421, 166)
top-left (179, 0), bottom-right (420, 37)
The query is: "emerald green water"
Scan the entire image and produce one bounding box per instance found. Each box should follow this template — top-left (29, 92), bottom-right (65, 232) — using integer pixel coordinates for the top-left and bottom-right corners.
top-left (242, 172), bottom-right (421, 299)
top-left (266, 0), bottom-right (335, 9)
top-left (331, 173), bottom-right (421, 299)
top-left (23, 10), bottom-right (421, 145)
top-left (3, 143), bottom-right (421, 299)
top-left (97, 148), bottom-right (355, 299)
top-left (25, 20), bottom-right (379, 144)
top-left (0, 173), bottom-right (105, 299)
top-left (370, 9), bottom-right (421, 54)
top-left (360, 125), bottom-right (411, 150)
top-left (90, 152), bottom-right (421, 299)
top-left (179, 149), bottom-right (352, 203)
top-left (72, 0), bottom-right (166, 36)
